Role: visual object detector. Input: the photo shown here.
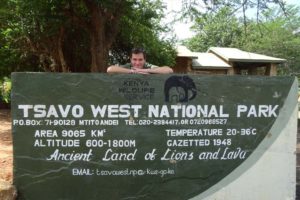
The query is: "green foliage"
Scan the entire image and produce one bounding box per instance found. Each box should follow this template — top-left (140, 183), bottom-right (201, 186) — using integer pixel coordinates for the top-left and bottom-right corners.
top-left (184, 7), bottom-right (242, 52)
top-left (1, 0), bottom-right (290, 74)
top-left (0, 77), bottom-right (11, 103)
top-left (179, 0), bottom-right (288, 21)
top-left (0, 0), bottom-right (42, 77)
top-left (109, 0), bottom-right (176, 67)
top-left (0, 0), bottom-right (176, 73)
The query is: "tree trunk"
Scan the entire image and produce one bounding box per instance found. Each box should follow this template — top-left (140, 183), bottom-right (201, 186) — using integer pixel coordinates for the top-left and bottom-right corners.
top-left (84, 0), bottom-right (124, 72)
top-left (58, 27), bottom-right (69, 72)
top-left (70, 0), bottom-right (126, 72)
top-left (90, 33), bottom-right (109, 72)
top-left (88, 5), bottom-right (109, 73)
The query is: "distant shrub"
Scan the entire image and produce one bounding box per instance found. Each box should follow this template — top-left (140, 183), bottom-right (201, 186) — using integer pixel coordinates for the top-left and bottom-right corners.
top-left (0, 77), bottom-right (11, 103)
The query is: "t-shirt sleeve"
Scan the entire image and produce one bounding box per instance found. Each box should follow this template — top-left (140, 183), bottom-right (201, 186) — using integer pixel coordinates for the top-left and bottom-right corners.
top-left (145, 62), bottom-right (159, 69)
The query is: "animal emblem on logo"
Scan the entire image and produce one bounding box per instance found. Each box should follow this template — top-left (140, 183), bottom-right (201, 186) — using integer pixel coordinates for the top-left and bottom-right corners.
top-left (164, 75), bottom-right (197, 103)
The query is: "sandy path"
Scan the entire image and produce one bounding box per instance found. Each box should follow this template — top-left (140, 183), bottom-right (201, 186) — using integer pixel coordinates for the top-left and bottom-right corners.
top-left (0, 109), bottom-right (13, 183)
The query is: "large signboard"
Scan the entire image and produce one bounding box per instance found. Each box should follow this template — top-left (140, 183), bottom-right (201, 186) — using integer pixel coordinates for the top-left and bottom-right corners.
top-left (12, 73), bottom-right (297, 200)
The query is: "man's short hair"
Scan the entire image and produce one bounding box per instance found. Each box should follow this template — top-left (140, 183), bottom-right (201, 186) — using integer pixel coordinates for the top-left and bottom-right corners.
top-left (130, 48), bottom-right (146, 59)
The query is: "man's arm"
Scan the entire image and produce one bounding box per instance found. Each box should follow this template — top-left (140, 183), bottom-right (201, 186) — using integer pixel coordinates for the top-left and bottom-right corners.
top-left (107, 65), bottom-right (132, 74)
top-left (107, 65), bottom-right (173, 74)
top-left (134, 66), bottom-right (173, 74)
top-left (150, 66), bottom-right (173, 74)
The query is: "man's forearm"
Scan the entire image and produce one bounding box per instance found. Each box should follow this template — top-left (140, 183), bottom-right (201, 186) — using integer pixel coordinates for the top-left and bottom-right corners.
top-left (107, 66), bottom-right (132, 74)
top-left (148, 66), bottom-right (173, 74)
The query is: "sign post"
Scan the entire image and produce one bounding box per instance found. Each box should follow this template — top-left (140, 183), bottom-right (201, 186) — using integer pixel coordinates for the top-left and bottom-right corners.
top-left (12, 73), bottom-right (297, 200)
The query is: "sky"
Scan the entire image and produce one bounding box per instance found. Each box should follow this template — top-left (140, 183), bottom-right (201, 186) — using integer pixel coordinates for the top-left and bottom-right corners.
top-left (163, 0), bottom-right (300, 40)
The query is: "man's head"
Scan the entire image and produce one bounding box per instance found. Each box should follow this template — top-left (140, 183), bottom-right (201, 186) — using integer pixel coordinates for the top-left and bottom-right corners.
top-left (130, 48), bottom-right (146, 69)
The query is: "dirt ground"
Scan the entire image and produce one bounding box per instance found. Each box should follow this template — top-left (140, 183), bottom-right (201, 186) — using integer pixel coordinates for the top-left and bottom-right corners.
top-left (0, 109), bottom-right (13, 183)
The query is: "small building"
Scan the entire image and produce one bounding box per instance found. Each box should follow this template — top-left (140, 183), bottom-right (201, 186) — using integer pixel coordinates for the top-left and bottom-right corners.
top-left (174, 46), bottom-right (286, 76)
top-left (174, 46), bottom-right (198, 73)
top-left (192, 52), bottom-right (231, 75)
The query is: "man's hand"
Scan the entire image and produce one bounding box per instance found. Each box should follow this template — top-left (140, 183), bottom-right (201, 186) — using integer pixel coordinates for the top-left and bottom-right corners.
top-left (131, 68), bottom-right (150, 74)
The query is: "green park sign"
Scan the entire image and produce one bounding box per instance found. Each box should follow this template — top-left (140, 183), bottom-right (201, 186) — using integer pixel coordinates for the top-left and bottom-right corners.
top-left (12, 73), bottom-right (297, 200)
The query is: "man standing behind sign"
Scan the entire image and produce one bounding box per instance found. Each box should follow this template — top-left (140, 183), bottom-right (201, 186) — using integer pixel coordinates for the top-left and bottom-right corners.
top-left (107, 48), bottom-right (173, 74)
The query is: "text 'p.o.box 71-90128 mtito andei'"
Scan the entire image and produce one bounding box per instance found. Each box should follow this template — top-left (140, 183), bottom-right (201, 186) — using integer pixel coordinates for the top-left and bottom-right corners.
top-left (12, 73), bottom-right (297, 200)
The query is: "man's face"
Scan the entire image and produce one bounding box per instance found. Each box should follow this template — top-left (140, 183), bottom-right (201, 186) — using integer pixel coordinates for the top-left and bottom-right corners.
top-left (130, 53), bottom-right (145, 69)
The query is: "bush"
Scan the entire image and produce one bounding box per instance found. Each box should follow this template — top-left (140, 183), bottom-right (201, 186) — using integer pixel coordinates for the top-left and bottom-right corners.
top-left (0, 77), bottom-right (11, 103)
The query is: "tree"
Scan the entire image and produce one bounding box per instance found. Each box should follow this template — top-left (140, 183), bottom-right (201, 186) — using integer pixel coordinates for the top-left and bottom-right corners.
top-left (179, 0), bottom-right (288, 21)
top-left (109, 0), bottom-right (176, 67)
top-left (0, 0), bottom-right (39, 77)
top-left (184, 7), bottom-right (242, 52)
top-left (15, 0), bottom-right (137, 72)
top-left (0, 0), bottom-right (176, 74)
